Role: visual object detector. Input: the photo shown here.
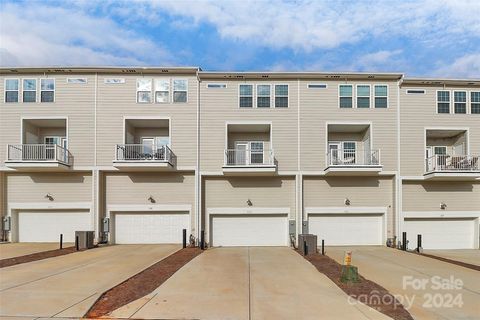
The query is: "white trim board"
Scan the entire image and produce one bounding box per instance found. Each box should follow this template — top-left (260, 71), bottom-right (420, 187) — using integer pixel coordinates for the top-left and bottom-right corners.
top-left (403, 211), bottom-right (480, 218)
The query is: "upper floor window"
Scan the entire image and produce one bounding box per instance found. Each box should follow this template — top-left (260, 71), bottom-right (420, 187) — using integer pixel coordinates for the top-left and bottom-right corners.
top-left (454, 91), bottom-right (467, 114)
top-left (437, 91), bottom-right (450, 113)
top-left (308, 83), bottom-right (327, 89)
top-left (339, 85), bottom-right (353, 108)
top-left (374, 85), bottom-right (388, 108)
top-left (40, 79), bottom-right (55, 102)
top-left (257, 84), bottom-right (271, 108)
top-left (23, 79), bottom-right (37, 103)
top-left (67, 78), bottom-right (87, 84)
top-left (173, 79), bottom-right (188, 103)
top-left (406, 89), bottom-right (426, 94)
top-left (275, 85), bottom-right (288, 108)
top-left (239, 84), bottom-right (253, 108)
top-left (137, 79), bottom-right (152, 103)
top-left (356, 85), bottom-right (370, 108)
top-left (207, 83), bottom-right (227, 88)
top-left (471, 92), bottom-right (480, 114)
top-left (155, 79), bottom-right (170, 103)
top-left (5, 79), bottom-right (19, 103)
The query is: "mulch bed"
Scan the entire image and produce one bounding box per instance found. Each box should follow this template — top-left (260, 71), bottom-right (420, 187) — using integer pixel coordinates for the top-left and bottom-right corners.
top-left (85, 247), bottom-right (202, 319)
top-left (0, 246), bottom-right (78, 268)
top-left (416, 252), bottom-right (480, 271)
top-left (300, 251), bottom-right (413, 320)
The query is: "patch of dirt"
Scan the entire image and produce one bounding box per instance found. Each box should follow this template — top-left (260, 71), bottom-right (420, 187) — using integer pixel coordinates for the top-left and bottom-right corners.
top-left (0, 246), bottom-right (78, 268)
top-left (300, 251), bottom-right (413, 320)
top-left (417, 252), bottom-right (480, 271)
top-left (85, 247), bottom-right (202, 319)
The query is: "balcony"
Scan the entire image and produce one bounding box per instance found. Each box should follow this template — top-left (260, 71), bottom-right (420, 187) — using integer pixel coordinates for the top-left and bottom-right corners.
top-left (424, 154), bottom-right (480, 180)
top-left (223, 148), bottom-right (276, 175)
top-left (325, 149), bottom-right (382, 175)
top-left (6, 144), bottom-right (72, 169)
top-left (113, 144), bottom-right (176, 170)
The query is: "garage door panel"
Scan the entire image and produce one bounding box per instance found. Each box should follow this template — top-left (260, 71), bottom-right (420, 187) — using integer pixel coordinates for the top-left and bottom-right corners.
top-left (309, 214), bottom-right (383, 246)
top-left (212, 214), bottom-right (288, 247)
top-left (115, 212), bottom-right (189, 244)
top-left (404, 218), bottom-right (475, 249)
top-left (19, 210), bottom-right (92, 242)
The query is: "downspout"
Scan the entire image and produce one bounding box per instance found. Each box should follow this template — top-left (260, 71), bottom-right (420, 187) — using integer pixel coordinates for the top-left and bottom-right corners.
top-left (396, 75), bottom-right (403, 247)
top-left (195, 69), bottom-right (201, 244)
top-left (297, 78), bottom-right (302, 243)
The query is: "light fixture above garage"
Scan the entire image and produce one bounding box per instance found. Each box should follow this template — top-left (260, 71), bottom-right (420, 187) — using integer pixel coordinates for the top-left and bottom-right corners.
top-left (148, 195), bottom-right (156, 203)
top-left (344, 198), bottom-right (351, 206)
top-left (45, 193), bottom-right (54, 201)
top-left (247, 199), bottom-right (253, 206)
top-left (440, 202), bottom-right (447, 210)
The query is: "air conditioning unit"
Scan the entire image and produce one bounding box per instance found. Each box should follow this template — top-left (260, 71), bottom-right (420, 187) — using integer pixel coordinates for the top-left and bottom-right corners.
top-left (75, 231), bottom-right (95, 249)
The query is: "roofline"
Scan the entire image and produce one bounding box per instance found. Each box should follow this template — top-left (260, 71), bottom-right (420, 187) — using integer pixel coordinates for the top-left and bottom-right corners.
top-left (198, 71), bottom-right (404, 80)
top-left (402, 77), bottom-right (480, 86)
top-left (0, 66), bottom-right (201, 74)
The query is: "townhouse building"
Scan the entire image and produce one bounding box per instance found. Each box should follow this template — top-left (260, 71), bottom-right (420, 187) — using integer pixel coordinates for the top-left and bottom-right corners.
top-left (0, 67), bottom-right (478, 249)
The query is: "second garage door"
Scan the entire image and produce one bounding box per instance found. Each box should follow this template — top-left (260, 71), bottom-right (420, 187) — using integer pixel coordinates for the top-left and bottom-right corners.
top-left (309, 214), bottom-right (383, 246)
top-left (114, 212), bottom-right (190, 244)
top-left (211, 214), bottom-right (288, 246)
top-left (404, 218), bottom-right (476, 249)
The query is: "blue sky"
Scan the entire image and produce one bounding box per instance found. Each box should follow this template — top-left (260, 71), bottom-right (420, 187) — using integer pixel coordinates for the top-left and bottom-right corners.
top-left (1, 0), bottom-right (479, 78)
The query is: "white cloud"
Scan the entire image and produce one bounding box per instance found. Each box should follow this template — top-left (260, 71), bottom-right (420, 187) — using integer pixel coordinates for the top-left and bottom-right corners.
top-left (434, 54), bottom-right (480, 78)
top-left (0, 2), bottom-right (172, 66)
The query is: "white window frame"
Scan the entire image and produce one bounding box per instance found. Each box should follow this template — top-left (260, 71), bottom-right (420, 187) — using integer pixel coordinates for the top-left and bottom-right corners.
top-left (373, 84), bottom-right (388, 108)
top-left (406, 89), bottom-right (426, 94)
top-left (22, 78), bottom-right (37, 103)
top-left (4, 78), bottom-right (20, 103)
top-left (338, 84), bottom-right (353, 108)
top-left (453, 90), bottom-right (467, 114)
top-left (136, 78), bottom-right (152, 103)
top-left (154, 79), bottom-right (170, 104)
top-left (67, 78), bottom-right (88, 84)
top-left (235, 140), bottom-right (265, 165)
top-left (471, 91), bottom-right (480, 114)
top-left (172, 79), bottom-right (188, 103)
top-left (356, 84), bottom-right (371, 109)
top-left (257, 84), bottom-right (271, 108)
top-left (104, 78), bottom-right (125, 84)
top-left (307, 83), bottom-right (327, 89)
top-left (238, 84), bottom-right (254, 108)
top-left (274, 84), bottom-right (289, 108)
top-left (436, 90), bottom-right (451, 114)
top-left (40, 78), bottom-right (55, 103)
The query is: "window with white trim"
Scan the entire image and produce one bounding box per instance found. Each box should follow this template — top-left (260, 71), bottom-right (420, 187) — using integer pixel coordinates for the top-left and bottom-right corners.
top-left (437, 91), bottom-right (450, 113)
top-left (454, 91), bottom-right (467, 114)
top-left (23, 79), bottom-right (37, 103)
top-left (155, 79), bottom-right (170, 103)
top-left (5, 79), bottom-right (19, 103)
top-left (339, 85), bottom-right (353, 108)
top-left (136, 79), bottom-right (152, 103)
top-left (471, 92), bottom-right (480, 114)
top-left (406, 89), bottom-right (426, 94)
top-left (239, 84), bottom-right (253, 108)
top-left (257, 84), bottom-right (271, 108)
top-left (274, 84), bottom-right (288, 108)
top-left (356, 85), bottom-right (370, 108)
top-left (173, 79), bottom-right (188, 103)
top-left (374, 85), bottom-right (388, 108)
top-left (308, 83), bottom-right (327, 89)
top-left (67, 78), bottom-right (87, 84)
top-left (207, 83), bottom-right (227, 88)
top-left (40, 78), bottom-right (55, 102)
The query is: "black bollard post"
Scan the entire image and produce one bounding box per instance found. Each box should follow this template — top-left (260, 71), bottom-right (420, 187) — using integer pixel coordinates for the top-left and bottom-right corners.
top-left (182, 229), bottom-right (187, 248)
top-left (402, 232), bottom-right (407, 251)
top-left (60, 234), bottom-right (63, 250)
top-left (75, 235), bottom-right (79, 251)
top-left (417, 234), bottom-right (422, 252)
top-left (303, 240), bottom-right (308, 256)
top-left (321, 239), bottom-right (325, 255)
top-left (200, 230), bottom-right (205, 250)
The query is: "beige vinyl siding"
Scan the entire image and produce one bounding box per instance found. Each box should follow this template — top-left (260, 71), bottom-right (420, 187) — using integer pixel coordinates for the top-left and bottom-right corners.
top-left (299, 80), bottom-right (398, 171)
top-left (96, 75), bottom-right (197, 168)
top-left (400, 85), bottom-right (480, 176)
top-left (6, 173), bottom-right (92, 203)
top-left (402, 181), bottom-right (480, 211)
top-left (104, 172), bottom-right (195, 230)
top-left (200, 80), bottom-right (299, 172)
top-left (0, 74), bottom-right (96, 167)
top-left (304, 176), bottom-right (395, 238)
top-left (204, 176), bottom-right (296, 218)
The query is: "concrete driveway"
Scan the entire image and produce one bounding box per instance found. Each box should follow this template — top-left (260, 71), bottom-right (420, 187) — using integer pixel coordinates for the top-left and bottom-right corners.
top-left (423, 249), bottom-right (480, 266)
top-left (0, 243), bottom-right (72, 259)
top-left (327, 246), bottom-right (480, 320)
top-left (110, 247), bottom-right (390, 320)
top-left (0, 244), bottom-right (179, 318)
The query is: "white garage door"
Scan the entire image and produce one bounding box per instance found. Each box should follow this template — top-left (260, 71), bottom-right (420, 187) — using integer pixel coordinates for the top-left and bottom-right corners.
top-left (18, 210), bottom-right (92, 242)
top-left (211, 214), bottom-right (288, 246)
top-left (404, 218), bottom-right (475, 249)
top-left (309, 214), bottom-right (383, 246)
top-left (114, 212), bottom-right (190, 244)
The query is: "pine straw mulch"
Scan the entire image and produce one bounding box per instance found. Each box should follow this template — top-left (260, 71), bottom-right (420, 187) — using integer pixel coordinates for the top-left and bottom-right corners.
top-left (0, 246), bottom-right (78, 268)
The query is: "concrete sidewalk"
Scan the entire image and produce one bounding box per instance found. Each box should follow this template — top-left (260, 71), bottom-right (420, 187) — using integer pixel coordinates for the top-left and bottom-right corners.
top-left (110, 247), bottom-right (391, 320)
top-left (0, 244), bottom-right (179, 318)
top-left (0, 243), bottom-right (73, 259)
top-left (423, 249), bottom-right (480, 266)
top-left (327, 246), bottom-right (480, 320)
